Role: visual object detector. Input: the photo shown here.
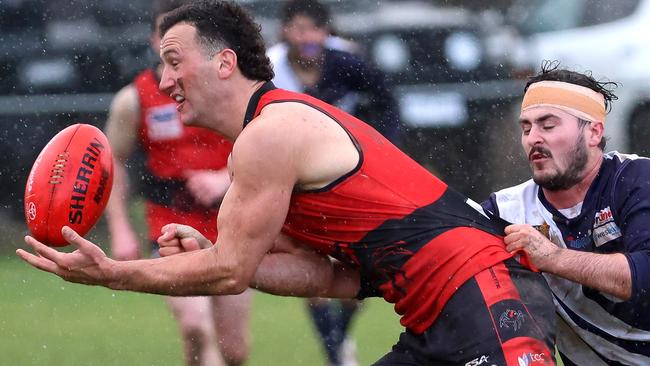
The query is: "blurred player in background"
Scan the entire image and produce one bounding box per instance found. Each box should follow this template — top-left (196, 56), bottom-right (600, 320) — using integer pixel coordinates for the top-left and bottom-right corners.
top-left (104, 1), bottom-right (250, 365)
top-left (268, 0), bottom-right (401, 146)
top-left (268, 2), bottom-right (401, 364)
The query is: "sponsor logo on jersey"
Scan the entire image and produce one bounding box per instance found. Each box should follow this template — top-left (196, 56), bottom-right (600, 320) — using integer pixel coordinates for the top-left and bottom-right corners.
top-left (593, 222), bottom-right (622, 247)
top-left (517, 352), bottom-right (545, 366)
top-left (146, 104), bottom-right (183, 141)
top-left (465, 355), bottom-right (496, 366)
top-left (592, 206), bottom-right (622, 247)
top-left (594, 207), bottom-right (614, 227)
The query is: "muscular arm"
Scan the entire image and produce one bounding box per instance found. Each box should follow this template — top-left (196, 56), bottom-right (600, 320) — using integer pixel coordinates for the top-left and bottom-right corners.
top-left (18, 102), bottom-right (361, 298)
top-left (108, 119), bottom-right (299, 295)
top-left (104, 85), bottom-right (142, 260)
top-left (251, 234), bottom-right (360, 298)
top-left (157, 226), bottom-right (362, 298)
top-left (505, 224), bottom-right (632, 300)
top-left (541, 248), bottom-right (630, 300)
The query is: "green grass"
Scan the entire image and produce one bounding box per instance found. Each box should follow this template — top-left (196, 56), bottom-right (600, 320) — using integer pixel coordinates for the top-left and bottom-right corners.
top-left (1, 207), bottom-right (562, 366)
top-left (1, 202), bottom-right (401, 365)
top-left (0, 256), bottom-right (402, 366)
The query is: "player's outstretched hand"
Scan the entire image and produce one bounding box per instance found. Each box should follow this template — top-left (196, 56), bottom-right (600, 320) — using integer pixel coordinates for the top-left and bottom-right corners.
top-left (16, 226), bottom-right (115, 287)
top-left (157, 223), bottom-right (212, 257)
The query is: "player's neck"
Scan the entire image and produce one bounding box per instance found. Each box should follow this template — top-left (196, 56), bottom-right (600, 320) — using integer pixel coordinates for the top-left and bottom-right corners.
top-left (226, 79), bottom-right (268, 140)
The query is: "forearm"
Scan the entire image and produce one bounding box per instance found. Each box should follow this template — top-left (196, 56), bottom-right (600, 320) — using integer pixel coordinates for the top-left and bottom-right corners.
top-left (251, 252), bottom-right (360, 298)
top-left (109, 247), bottom-right (245, 296)
top-left (541, 249), bottom-right (631, 300)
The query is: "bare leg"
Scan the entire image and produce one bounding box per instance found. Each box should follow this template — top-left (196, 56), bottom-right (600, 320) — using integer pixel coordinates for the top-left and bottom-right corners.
top-left (211, 289), bottom-right (253, 366)
top-left (166, 296), bottom-right (226, 366)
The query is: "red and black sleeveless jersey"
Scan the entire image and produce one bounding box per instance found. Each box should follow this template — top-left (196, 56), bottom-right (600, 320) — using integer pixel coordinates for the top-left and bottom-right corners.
top-left (133, 69), bottom-right (232, 179)
top-left (245, 82), bottom-right (514, 334)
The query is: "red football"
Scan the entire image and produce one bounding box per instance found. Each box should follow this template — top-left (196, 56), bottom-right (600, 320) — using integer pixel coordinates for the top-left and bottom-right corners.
top-left (24, 124), bottom-right (113, 246)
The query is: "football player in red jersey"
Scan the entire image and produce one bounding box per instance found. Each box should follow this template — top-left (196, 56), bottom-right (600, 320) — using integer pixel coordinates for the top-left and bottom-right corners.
top-left (18, 2), bottom-right (557, 365)
top-left (103, 1), bottom-right (250, 365)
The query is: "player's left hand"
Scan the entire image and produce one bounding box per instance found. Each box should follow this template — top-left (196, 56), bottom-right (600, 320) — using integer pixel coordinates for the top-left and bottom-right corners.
top-left (504, 224), bottom-right (559, 271)
top-left (184, 169), bottom-right (231, 207)
top-left (16, 226), bottom-right (116, 287)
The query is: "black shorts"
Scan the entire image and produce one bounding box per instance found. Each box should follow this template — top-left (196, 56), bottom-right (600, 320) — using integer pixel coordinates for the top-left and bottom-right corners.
top-left (373, 258), bottom-right (557, 366)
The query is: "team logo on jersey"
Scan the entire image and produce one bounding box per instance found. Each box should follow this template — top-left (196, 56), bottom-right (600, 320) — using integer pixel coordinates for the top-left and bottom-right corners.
top-left (491, 300), bottom-right (537, 343)
top-left (499, 309), bottom-right (525, 331)
top-left (533, 222), bottom-right (550, 239)
top-left (146, 104), bottom-right (183, 141)
top-left (517, 352), bottom-right (546, 366)
top-left (592, 206), bottom-right (621, 247)
top-left (565, 234), bottom-right (591, 249)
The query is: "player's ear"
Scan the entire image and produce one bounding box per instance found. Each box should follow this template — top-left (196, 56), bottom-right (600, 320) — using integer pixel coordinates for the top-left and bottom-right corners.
top-left (216, 48), bottom-right (237, 77)
top-left (587, 120), bottom-right (605, 148)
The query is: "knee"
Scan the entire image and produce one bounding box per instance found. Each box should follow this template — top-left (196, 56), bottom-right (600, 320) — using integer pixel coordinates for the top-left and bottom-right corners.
top-left (220, 341), bottom-right (250, 366)
top-left (176, 312), bottom-right (214, 341)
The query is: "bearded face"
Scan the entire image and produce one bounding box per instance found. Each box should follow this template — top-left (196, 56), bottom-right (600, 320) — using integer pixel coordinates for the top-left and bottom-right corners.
top-left (283, 14), bottom-right (328, 65)
top-left (531, 132), bottom-right (589, 191)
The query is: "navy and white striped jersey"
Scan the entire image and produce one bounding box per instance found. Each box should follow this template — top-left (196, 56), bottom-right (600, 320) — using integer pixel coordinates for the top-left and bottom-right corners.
top-left (482, 152), bottom-right (650, 366)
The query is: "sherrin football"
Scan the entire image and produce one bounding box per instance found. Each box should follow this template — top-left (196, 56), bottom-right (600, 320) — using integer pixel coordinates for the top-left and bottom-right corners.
top-left (24, 124), bottom-right (113, 246)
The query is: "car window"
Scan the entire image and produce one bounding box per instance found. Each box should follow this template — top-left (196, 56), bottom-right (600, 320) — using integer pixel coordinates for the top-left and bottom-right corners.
top-left (580, 0), bottom-right (640, 27)
top-left (353, 26), bottom-right (486, 85)
top-left (521, 0), bottom-right (585, 33)
top-left (510, 0), bottom-right (640, 34)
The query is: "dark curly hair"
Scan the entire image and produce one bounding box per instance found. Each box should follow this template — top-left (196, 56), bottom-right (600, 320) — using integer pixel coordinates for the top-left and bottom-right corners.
top-left (525, 60), bottom-right (618, 150)
top-left (159, 0), bottom-right (274, 82)
top-left (281, 0), bottom-right (331, 28)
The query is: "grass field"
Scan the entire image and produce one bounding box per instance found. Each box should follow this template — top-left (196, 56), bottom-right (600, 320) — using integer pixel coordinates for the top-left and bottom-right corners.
top-left (0, 254), bottom-right (402, 366)
top-left (1, 212), bottom-right (563, 366)
top-left (0, 202), bottom-right (401, 366)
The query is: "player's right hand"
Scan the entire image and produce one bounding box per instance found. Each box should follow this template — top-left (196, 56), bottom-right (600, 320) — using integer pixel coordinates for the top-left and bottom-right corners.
top-left (157, 223), bottom-right (212, 257)
top-left (17, 226), bottom-right (116, 288)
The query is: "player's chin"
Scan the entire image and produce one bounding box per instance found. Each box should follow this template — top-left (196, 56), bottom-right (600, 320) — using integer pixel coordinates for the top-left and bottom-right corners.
top-left (179, 109), bottom-right (197, 126)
